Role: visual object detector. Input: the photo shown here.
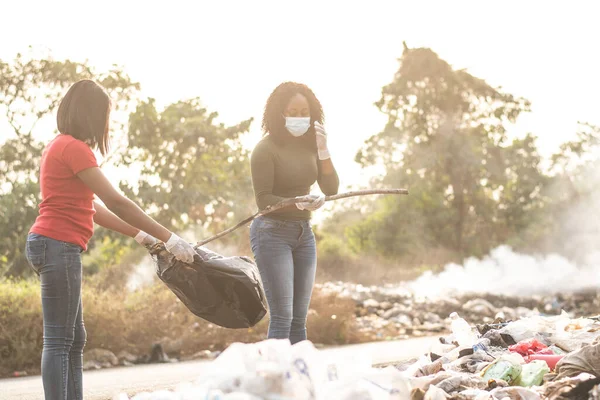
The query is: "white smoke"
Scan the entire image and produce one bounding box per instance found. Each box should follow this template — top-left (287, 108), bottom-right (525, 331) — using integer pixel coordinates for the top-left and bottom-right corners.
top-left (126, 254), bottom-right (157, 292)
top-left (407, 245), bottom-right (600, 298)
top-left (406, 155), bottom-right (600, 299)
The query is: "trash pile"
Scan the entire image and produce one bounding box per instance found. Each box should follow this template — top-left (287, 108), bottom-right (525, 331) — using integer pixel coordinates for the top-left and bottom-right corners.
top-left (316, 282), bottom-right (600, 341)
top-left (117, 311), bottom-right (600, 400)
top-left (396, 312), bottom-right (600, 399)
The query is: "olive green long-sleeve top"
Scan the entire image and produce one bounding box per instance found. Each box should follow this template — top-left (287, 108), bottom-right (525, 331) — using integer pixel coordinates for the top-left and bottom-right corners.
top-left (250, 136), bottom-right (339, 221)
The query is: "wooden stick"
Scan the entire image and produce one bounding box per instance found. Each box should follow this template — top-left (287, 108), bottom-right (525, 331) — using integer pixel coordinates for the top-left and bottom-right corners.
top-left (195, 188), bottom-right (408, 247)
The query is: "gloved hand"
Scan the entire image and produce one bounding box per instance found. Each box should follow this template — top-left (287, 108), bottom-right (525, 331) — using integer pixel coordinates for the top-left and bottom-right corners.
top-left (295, 194), bottom-right (326, 211)
top-left (165, 233), bottom-right (196, 264)
top-left (314, 121), bottom-right (330, 160)
top-left (134, 231), bottom-right (158, 247)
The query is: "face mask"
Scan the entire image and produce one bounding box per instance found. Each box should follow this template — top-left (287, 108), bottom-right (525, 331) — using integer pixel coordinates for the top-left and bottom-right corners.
top-left (284, 117), bottom-right (311, 137)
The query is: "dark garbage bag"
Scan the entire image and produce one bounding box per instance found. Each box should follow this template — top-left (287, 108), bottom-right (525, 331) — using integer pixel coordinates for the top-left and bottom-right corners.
top-left (148, 243), bottom-right (267, 329)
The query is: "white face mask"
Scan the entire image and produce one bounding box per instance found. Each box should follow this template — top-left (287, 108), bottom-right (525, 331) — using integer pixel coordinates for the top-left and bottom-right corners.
top-left (284, 117), bottom-right (311, 137)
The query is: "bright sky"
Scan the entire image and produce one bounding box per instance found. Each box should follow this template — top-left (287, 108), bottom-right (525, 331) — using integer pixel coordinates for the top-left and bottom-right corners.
top-left (2, 0), bottom-right (600, 194)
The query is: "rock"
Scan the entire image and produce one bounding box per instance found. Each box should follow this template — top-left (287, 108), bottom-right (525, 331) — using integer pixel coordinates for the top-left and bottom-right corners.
top-left (161, 338), bottom-right (184, 355)
top-left (84, 348), bottom-right (119, 367)
top-left (363, 299), bottom-right (380, 309)
top-left (515, 306), bottom-right (536, 318)
top-left (149, 343), bottom-right (171, 363)
top-left (184, 349), bottom-right (213, 361)
top-left (462, 299), bottom-right (498, 317)
top-left (394, 314), bottom-right (413, 327)
top-left (117, 350), bottom-right (138, 364)
top-left (83, 360), bottom-right (102, 370)
top-left (499, 307), bottom-right (518, 320)
top-left (424, 312), bottom-right (442, 324)
top-left (380, 301), bottom-right (393, 310)
top-left (383, 307), bottom-right (404, 320)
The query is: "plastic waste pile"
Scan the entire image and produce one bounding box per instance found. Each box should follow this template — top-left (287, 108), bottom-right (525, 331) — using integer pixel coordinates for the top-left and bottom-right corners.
top-left (395, 311), bottom-right (600, 399)
top-left (115, 311), bottom-right (600, 400)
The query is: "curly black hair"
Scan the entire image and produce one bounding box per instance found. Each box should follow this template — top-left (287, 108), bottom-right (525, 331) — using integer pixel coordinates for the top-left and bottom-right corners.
top-left (261, 82), bottom-right (324, 149)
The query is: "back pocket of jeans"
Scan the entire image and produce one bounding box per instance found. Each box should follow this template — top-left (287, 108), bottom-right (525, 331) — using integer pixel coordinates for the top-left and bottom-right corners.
top-left (26, 239), bottom-right (46, 273)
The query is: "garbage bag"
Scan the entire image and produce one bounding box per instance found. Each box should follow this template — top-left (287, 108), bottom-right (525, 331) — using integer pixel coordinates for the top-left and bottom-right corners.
top-left (541, 373), bottom-right (600, 400)
top-left (149, 243), bottom-right (267, 329)
top-left (555, 342), bottom-right (600, 380)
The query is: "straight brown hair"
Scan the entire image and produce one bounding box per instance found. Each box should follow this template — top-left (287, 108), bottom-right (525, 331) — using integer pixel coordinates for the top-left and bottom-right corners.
top-left (57, 80), bottom-right (112, 156)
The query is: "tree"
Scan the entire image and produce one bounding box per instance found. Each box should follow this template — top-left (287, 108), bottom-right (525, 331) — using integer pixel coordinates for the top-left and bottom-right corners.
top-left (350, 44), bottom-right (546, 260)
top-left (119, 98), bottom-right (255, 241)
top-left (0, 50), bottom-right (139, 277)
top-left (542, 123), bottom-right (600, 261)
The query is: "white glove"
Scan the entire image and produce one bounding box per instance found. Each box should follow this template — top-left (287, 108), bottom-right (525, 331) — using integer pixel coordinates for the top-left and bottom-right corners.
top-left (165, 233), bottom-right (196, 264)
top-left (295, 194), bottom-right (326, 211)
top-left (314, 121), bottom-right (330, 160)
top-left (134, 231), bottom-right (158, 247)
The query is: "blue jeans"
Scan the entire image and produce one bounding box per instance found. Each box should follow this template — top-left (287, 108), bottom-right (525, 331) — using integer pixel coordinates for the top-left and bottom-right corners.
top-left (26, 233), bottom-right (86, 400)
top-left (249, 216), bottom-right (317, 344)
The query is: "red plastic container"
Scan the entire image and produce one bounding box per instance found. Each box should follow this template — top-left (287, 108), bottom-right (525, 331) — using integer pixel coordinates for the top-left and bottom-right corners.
top-left (527, 354), bottom-right (565, 370)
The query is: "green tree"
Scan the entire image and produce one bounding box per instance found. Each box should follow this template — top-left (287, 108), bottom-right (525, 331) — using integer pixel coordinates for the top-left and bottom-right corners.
top-left (0, 50), bottom-right (139, 277)
top-left (543, 123), bottom-right (600, 260)
top-left (351, 44), bottom-right (546, 260)
top-left (119, 98), bottom-right (255, 240)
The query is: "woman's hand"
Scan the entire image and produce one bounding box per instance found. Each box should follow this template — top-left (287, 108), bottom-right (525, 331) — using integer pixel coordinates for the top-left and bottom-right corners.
top-left (165, 233), bottom-right (196, 264)
top-left (314, 122), bottom-right (330, 160)
top-left (295, 194), bottom-right (326, 211)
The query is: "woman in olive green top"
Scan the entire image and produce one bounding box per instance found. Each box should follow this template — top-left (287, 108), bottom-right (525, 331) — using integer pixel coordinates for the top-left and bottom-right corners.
top-left (250, 82), bottom-right (339, 344)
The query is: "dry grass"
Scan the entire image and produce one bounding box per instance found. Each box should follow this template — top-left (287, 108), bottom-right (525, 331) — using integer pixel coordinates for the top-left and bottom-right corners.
top-left (316, 253), bottom-right (426, 285)
top-left (0, 275), bottom-right (370, 377)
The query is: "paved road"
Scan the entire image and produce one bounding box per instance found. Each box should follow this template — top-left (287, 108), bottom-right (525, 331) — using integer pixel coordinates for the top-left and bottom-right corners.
top-left (1, 336), bottom-right (437, 400)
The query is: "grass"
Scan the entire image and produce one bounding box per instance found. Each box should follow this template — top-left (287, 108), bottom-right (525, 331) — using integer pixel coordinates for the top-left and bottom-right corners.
top-left (0, 275), bottom-right (368, 378)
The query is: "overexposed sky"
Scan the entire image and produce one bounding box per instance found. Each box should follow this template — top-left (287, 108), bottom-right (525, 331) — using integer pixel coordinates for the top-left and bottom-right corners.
top-left (1, 0), bottom-right (599, 191)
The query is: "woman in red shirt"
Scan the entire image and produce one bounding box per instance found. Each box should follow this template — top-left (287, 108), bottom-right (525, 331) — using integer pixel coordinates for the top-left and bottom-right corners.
top-left (26, 80), bottom-right (196, 400)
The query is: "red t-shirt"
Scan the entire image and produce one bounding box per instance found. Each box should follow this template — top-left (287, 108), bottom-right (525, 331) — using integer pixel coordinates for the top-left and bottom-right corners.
top-left (30, 134), bottom-right (98, 250)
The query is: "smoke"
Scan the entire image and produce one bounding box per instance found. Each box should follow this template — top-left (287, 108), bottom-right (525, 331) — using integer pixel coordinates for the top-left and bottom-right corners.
top-left (126, 253), bottom-right (157, 292)
top-left (407, 245), bottom-right (600, 298)
top-left (407, 160), bottom-right (600, 299)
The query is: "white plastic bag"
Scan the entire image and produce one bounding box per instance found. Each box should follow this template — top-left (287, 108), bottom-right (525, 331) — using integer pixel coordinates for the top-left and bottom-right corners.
top-left (118, 338), bottom-right (413, 400)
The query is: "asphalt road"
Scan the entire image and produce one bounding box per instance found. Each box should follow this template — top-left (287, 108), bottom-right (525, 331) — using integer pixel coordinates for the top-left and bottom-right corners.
top-left (1, 336), bottom-right (438, 400)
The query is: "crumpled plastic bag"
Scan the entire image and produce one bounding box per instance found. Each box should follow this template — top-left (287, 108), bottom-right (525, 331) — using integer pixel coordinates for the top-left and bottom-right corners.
top-left (423, 385), bottom-right (448, 400)
top-left (509, 338), bottom-right (552, 356)
top-left (541, 372), bottom-right (600, 400)
top-left (122, 339), bottom-right (413, 400)
top-left (499, 313), bottom-right (573, 343)
top-left (488, 386), bottom-right (542, 400)
top-left (148, 243), bottom-right (267, 329)
top-left (551, 328), bottom-right (600, 353)
top-left (554, 342), bottom-right (600, 380)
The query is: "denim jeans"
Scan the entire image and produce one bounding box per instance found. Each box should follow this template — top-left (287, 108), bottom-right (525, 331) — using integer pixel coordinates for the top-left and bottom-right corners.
top-left (249, 216), bottom-right (317, 344)
top-left (26, 233), bottom-right (86, 400)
